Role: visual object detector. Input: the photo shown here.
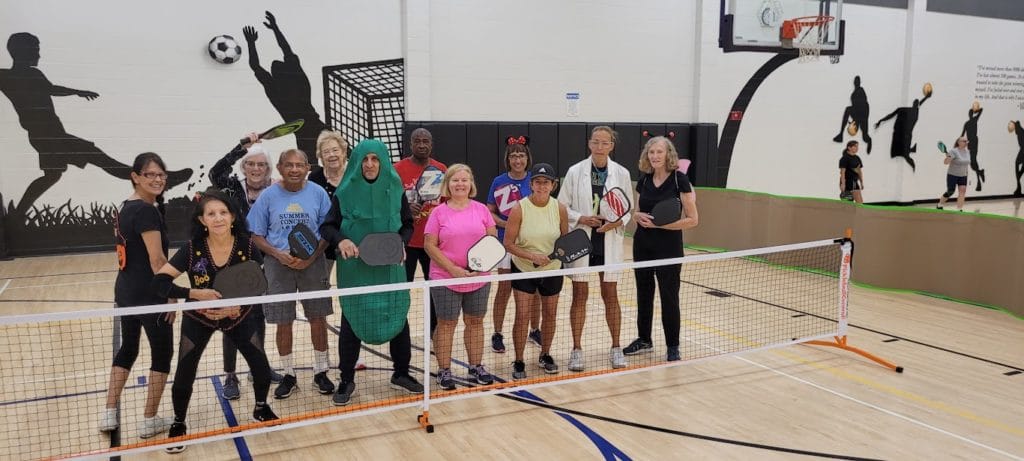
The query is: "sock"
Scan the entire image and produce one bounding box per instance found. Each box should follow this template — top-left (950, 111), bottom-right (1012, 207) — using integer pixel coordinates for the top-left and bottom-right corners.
top-left (314, 350), bottom-right (329, 374)
top-left (281, 354), bottom-right (295, 377)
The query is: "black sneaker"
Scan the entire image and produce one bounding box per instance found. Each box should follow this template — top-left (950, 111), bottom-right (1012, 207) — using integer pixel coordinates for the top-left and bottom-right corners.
top-left (491, 332), bottom-right (506, 353)
top-left (623, 338), bottom-right (653, 356)
top-left (253, 403), bottom-right (279, 422)
top-left (528, 329), bottom-right (542, 347)
top-left (667, 346), bottom-right (681, 362)
top-left (538, 354), bottom-right (559, 374)
top-left (436, 368), bottom-right (456, 391)
top-left (165, 422), bottom-right (187, 454)
top-left (274, 374), bottom-right (297, 399)
top-left (249, 369), bottom-right (285, 383)
top-left (313, 371), bottom-right (335, 395)
top-left (222, 373), bottom-right (240, 400)
top-left (333, 381), bottom-right (356, 406)
top-left (512, 360), bottom-right (527, 380)
top-left (469, 364), bottom-right (494, 385)
top-left (390, 374), bottom-right (424, 394)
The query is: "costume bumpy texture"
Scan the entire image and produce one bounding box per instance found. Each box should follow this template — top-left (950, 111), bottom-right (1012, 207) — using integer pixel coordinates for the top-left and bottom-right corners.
top-left (336, 139), bottom-right (409, 344)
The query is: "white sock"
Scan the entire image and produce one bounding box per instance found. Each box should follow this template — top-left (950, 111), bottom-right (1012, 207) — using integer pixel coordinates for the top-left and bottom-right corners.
top-left (314, 350), bottom-right (329, 373)
top-left (281, 354), bottom-right (295, 377)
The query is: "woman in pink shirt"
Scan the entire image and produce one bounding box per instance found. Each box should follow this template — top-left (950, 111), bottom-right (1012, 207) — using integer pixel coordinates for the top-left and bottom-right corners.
top-left (424, 164), bottom-right (497, 390)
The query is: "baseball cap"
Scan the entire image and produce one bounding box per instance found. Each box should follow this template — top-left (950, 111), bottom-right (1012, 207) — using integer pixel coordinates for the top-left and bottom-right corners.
top-left (530, 163), bottom-right (556, 180)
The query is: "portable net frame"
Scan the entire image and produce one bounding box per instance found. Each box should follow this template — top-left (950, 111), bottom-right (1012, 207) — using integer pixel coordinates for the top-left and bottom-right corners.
top-left (780, 15), bottom-right (835, 63)
top-left (323, 59), bottom-right (405, 162)
top-left (0, 237), bottom-right (900, 459)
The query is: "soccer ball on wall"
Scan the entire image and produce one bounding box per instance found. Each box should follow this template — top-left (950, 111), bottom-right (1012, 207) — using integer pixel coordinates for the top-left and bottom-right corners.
top-left (207, 35), bottom-right (242, 64)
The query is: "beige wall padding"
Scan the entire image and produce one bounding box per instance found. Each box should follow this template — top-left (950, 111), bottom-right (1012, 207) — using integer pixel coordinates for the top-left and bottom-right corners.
top-left (685, 189), bottom-right (1023, 317)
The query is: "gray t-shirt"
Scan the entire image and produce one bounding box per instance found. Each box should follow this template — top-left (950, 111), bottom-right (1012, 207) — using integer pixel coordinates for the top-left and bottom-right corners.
top-left (947, 147), bottom-right (970, 177)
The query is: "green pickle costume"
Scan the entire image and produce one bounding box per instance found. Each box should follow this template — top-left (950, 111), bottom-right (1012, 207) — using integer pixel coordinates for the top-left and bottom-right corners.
top-left (335, 139), bottom-right (409, 344)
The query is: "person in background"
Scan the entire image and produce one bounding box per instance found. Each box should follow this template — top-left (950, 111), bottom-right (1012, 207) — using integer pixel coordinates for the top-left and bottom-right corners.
top-left (839, 140), bottom-right (864, 204)
top-left (937, 137), bottom-right (971, 211)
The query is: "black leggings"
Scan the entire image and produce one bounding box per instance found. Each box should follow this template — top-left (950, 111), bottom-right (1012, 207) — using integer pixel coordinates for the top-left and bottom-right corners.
top-left (172, 314), bottom-right (271, 421)
top-left (338, 315), bottom-right (411, 384)
top-left (112, 312), bottom-right (174, 373)
top-left (404, 246), bottom-right (436, 334)
top-left (222, 306), bottom-right (267, 373)
top-left (633, 264), bottom-right (682, 348)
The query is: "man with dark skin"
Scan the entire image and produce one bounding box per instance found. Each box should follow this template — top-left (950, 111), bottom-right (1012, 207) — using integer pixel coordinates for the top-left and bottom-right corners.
top-left (0, 33), bottom-right (190, 216)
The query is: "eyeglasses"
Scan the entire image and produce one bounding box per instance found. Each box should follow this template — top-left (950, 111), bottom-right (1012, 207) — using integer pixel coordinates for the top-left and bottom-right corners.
top-left (243, 161), bottom-right (268, 168)
top-left (141, 172), bottom-right (167, 180)
top-left (588, 140), bottom-right (614, 147)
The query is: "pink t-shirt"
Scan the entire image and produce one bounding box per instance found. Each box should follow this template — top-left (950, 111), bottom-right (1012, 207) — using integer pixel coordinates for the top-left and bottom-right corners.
top-left (423, 200), bottom-right (496, 292)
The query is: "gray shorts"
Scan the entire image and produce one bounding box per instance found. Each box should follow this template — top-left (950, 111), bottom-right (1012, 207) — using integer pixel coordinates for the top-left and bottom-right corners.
top-left (263, 253), bottom-right (333, 324)
top-left (430, 284), bottom-right (491, 321)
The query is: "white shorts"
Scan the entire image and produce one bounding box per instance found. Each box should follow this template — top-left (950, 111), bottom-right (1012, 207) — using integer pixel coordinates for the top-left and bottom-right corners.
top-left (496, 253), bottom-right (512, 271)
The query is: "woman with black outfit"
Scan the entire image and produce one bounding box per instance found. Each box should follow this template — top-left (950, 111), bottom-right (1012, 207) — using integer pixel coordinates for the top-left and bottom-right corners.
top-left (622, 137), bottom-right (699, 362)
top-left (152, 190), bottom-right (279, 453)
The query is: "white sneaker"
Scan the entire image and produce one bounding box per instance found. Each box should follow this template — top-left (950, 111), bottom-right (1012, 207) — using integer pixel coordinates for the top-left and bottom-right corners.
top-left (138, 415), bottom-right (172, 439)
top-left (355, 357), bottom-right (367, 370)
top-left (99, 408), bottom-right (118, 432)
top-left (610, 347), bottom-right (628, 369)
top-left (568, 349), bottom-right (585, 372)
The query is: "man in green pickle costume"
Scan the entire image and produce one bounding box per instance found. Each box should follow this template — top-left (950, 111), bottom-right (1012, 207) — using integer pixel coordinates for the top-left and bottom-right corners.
top-left (320, 139), bottom-right (424, 406)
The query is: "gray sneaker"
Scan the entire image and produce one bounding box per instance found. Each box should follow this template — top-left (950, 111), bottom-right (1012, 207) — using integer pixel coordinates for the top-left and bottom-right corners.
top-left (436, 368), bottom-right (456, 391)
top-left (468, 364), bottom-right (494, 385)
top-left (538, 354), bottom-right (559, 374)
top-left (222, 373), bottom-right (241, 400)
top-left (138, 415), bottom-right (172, 439)
top-left (390, 374), bottom-right (424, 394)
top-left (512, 360), bottom-right (527, 380)
top-left (568, 349), bottom-right (584, 372)
top-left (333, 381), bottom-right (356, 406)
top-left (610, 347), bottom-right (628, 369)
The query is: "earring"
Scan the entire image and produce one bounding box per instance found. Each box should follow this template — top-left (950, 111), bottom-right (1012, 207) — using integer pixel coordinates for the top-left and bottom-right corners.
top-left (204, 227), bottom-right (208, 232)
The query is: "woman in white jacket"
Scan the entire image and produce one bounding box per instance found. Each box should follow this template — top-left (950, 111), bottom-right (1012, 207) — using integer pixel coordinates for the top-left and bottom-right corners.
top-left (557, 125), bottom-right (632, 371)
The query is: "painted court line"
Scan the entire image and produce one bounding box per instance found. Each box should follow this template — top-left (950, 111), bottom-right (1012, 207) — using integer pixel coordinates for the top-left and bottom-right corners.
top-left (0, 279), bottom-right (10, 297)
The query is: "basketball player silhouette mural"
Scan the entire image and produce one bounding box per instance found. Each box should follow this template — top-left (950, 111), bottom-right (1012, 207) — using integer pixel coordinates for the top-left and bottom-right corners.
top-left (960, 104), bottom-right (984, 191)
top-left (875, 92), bottom-right (932, 171)
top-left (1012, 120), bottom-right (1024, 197)
top-left (833, 76), bottom-right (872, 153)
top-left (0, 33), bottom-right (192, 217)
top-left (243, 11), bottom-right (327, 157)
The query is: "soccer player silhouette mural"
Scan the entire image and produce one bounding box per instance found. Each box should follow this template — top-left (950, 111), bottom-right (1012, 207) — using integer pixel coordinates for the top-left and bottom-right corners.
top-left (875, 91), bottom-right (932, 171)
top-left (0, 33), bottom-right (192, 217)
top-left (243, 11), bottom-right (327, 158)
top-left (833, 76), bottom-right (872, 154)
top-left (960, 104), bottom-right (984, 191)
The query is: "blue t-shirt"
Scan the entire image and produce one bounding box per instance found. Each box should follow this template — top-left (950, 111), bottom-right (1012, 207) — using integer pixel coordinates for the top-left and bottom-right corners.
top-left (247, 182), bottom-right (331, 251)
top-left (487, 172), bottom-right (531, 241)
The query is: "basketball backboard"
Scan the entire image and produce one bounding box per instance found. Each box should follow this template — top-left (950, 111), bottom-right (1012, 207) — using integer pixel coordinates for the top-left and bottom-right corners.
top-left (720, 0), bottom-right (844, 56)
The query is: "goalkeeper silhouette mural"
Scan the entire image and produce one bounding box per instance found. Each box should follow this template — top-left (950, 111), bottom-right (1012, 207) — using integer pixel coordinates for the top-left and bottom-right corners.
top-left (0, 33), bottom-right (192, 218)
top-left (243, 11), bottom-right (327, 158)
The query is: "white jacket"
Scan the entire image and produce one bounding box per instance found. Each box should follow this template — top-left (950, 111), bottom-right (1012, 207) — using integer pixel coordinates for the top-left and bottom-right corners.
top-left (557, 157), bottom-right (632, 277)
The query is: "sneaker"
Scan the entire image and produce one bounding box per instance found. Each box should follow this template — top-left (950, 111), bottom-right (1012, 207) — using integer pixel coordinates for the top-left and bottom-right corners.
top-left (469, 364), bottom-right (494, 385)
top-left (313, 371), bottom-right (336, 395)
top-left (623, 338), bottom-right (653, 356)
top-left (491, 332), bottom-right (506, 353)
top-left (165, 421), bottom-right (187, 454)
top-left (528, 329), bottom-right (543, 347)
top-left (390, 374), bottom-right (424, 394)
top-left (138, 415), bottom-right (172, 439)
top-left (512, 360), bottom-right (527, 380)
top-left (222, 373), bottom-right (241, 400)
top-left (274, 374), bottom-right (298, 399)
top-left (667, 346), bottom-right (681, 362)
top-left (610, 347), bottom-right (628, 369)
top-left (538, 354), bottom-right (559, 374)
top-left (269, 369), bottom-right (284, 383)
top-left (333, 381), bottom-right (356, 406)
top-left (355, 357), bottom-right (367, 371)
top-left (436, 368), bottom-right (456, 391)
top-left (99, 408), bottom-right (118, 432)
top-left (568, 349), bottom-right (584, 372)
top-left (253, 403), bottom-right (279, 422)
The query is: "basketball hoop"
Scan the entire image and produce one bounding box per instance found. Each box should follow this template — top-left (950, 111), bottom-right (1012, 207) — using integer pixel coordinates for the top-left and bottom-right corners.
top-left (780, 15), bottom-right (835, 63)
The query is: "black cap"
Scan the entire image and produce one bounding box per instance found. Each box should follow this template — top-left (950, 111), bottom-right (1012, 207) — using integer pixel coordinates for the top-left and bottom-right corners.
top-left (530, 163), bottom-right (556, 180)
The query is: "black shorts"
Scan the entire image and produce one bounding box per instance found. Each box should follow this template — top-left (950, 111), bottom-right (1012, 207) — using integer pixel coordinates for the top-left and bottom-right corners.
top-left (510, 263), bottom-right (564, 297)
top-left (946, 174), bottom-right (967, 189)
top-left (844, 179), bottom-right (862, 192)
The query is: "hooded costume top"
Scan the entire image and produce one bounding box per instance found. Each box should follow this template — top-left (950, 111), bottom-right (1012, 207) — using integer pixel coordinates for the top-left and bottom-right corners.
top-left (331, 139), bottom-right (412, 344)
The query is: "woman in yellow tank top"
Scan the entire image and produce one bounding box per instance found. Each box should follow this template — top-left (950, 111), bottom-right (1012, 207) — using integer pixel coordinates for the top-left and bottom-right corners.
top-left (503, 163), bottom-right (568, 380)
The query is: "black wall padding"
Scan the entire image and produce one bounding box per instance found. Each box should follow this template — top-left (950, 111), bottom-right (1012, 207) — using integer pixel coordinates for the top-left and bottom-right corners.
top-left (466, 123), bottom-right (499, 190)
top-left (613, 123), bottom-right (641, 176)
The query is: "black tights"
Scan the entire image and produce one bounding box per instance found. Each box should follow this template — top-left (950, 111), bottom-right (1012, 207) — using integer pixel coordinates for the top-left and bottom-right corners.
top-left (633, 264), bottom-right (682, 348)
top-left (172, 314), bottom-right (271, 421)
top-left (338, 315), bottom-right (411, 384)
top-left (112, 312), bottom-right (174, 373)
top-left (222, 307), bottom-right (267, 373)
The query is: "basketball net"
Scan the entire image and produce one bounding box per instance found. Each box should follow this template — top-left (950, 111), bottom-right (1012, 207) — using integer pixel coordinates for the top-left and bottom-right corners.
top-left (782, 16), bottom-right (834, 64)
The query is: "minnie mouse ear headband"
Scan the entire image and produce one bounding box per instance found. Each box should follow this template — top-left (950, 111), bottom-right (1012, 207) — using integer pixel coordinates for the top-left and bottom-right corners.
top-left (642, 130), bottom-right (676, 139)
top-left (506, 135), bottom-right (530, 146)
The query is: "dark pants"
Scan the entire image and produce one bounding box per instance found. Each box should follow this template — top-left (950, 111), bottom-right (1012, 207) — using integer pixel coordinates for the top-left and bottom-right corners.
top-left (404, 246), bottom-right (435, 334)
top-left (223, 306), bottom-right (267, 373)
top-left (338, 315), bottom-right (411, 384)
top-left (172, 313), bottom-right (271, 421)
top-left (633, 264), bottom-right (682, 348)
top-left (112, 311), bottom-right (174, 373)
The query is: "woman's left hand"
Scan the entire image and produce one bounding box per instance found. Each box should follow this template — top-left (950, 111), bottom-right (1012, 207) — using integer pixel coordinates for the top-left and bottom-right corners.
top-left (635, 213), bottom-right (656, 228)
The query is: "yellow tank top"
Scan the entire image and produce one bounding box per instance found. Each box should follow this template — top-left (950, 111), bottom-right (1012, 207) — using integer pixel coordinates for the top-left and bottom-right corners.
top-left (512, 196), bottom-right (562, 272)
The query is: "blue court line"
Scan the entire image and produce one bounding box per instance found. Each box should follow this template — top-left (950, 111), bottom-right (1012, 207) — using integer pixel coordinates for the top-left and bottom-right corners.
top-left (210, 376), bottom-right (253, 461)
